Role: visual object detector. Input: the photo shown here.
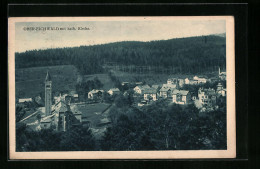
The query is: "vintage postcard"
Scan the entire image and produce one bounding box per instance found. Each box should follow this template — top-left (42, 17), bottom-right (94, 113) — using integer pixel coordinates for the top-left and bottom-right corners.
top-left (8, 16), bottom-right (236, 159)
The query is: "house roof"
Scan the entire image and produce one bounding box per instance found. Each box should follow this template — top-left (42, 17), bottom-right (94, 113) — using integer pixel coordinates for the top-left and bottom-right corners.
top-left (54, 101), bottom-right (69, 113)
top-left (172, 89), bottom-right (189, 95)
top-left (201, 88), bottom-right (216, 95)
top-left (18, 98), bottom-right (32, 103)
top-left (40, 114), bottom-right (55, 123)
top-left (151, 85), bottom-right (160, 89)
top-left (143, 88), bottom-right (157, 94)
top-left (159, 84), bottom-right (176, 92)
top-left (89, 89), bottom-right (104, 94)
top-left (109, 88), bottom-right (120, 92)
top-left (135, 85), bottom-right (150, 91)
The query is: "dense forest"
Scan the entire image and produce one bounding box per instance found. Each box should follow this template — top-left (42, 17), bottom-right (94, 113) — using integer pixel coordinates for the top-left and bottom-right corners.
top-left (15, 35), bottom-right (226, 75)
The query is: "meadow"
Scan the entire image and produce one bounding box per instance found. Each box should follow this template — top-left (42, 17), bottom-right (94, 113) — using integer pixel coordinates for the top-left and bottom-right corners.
top-left (15, 65), bottom-right (79, 99)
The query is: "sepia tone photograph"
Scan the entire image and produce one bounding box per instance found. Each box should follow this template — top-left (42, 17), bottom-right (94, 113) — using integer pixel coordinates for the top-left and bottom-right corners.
top-left (8, 16), bottom-right (236, 159)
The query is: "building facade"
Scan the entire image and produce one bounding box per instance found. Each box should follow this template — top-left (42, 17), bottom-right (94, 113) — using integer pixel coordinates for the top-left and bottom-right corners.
top-left (45, 71), bottom-right (52, 116)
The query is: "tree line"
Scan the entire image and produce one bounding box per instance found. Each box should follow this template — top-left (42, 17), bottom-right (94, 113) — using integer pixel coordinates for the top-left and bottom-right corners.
top-left (15, 35), bottom-right (226, 75)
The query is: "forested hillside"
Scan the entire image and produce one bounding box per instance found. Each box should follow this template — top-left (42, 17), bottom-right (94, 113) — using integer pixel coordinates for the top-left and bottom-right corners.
top-left (15, 35), bottom-right (226, 75)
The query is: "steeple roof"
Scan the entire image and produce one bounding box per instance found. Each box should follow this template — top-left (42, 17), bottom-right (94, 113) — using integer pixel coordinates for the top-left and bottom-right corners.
top-left (45, 71), bottom-right (52, 81)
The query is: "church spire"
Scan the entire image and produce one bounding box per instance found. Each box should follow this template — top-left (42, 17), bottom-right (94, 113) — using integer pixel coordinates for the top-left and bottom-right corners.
top-left (45, 71), bottom-right (51, 81)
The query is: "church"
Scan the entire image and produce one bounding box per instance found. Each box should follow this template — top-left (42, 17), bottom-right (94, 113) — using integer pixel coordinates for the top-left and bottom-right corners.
top-left (39, 71), bottom-right (82, 131)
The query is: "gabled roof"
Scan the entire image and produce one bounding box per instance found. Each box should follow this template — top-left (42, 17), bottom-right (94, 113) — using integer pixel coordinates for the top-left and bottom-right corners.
top-left (40, 113), bottom-right (55, 123)
top-left (151, 85), bottom-right (160, 89)
top-left (160, 84), bottom-right (176, 92)
top-left (89, 89), bottom-right (104, 94)
top-left (18, 98), bottom-right (32, 103)
top-left (200, 88), bottom-right (216, 95)
top-left (143, 88), bottom-right (157, 94)
top-left (172, 89), bottom-right (189, 95)
top-left (54, 101), bottom-right (69, 113)
top-left (45, 71), bottom-right (51, 81)
top-left (135, 85), bottom-right (150, 91)
top-left (109, 88), bottom-right (120, 92)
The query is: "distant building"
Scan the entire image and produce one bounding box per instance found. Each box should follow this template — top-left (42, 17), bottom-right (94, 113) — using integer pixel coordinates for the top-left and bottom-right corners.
top-left (133, 85), bottom-right (150, 95)
top-left (135, 82), bottom-right (143, 85)
top-left (219, 67), bottom-right (226, 80)
top-left (107, 88), bottom-right (120, 95)
top-left (121, 82), bottom-right (129, 86)
top-left (216, 83), bottom-right (226, 96)
top-left (45, 71), bottom-right (52, 116)
top-left (73, 94), bottom-right (79, 102)
top-left (193, 76), bottom-right (207, 84)
top-left (172, 90), bottom-right (191, 105)
top-left (159, 84), bottom-right (176, 98)
top-left (178, 79), bottom-right (185, 88)
top-left (198, 88), bottom-right (217, 105)
top-left (167, 78), bottom-right (185, 88)
top-left (18, 98), bottom-right (32, 103)
top-left (143, 88), bottom-right (158, 101)
top-left (88, 89), bottom-right (104, 100)
top-left (185, 78), bottom-right (190, 85)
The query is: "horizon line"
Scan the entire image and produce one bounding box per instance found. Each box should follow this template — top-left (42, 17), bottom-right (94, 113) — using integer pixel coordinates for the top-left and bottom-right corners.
top-left (16, 33), bottom-right (226, 53)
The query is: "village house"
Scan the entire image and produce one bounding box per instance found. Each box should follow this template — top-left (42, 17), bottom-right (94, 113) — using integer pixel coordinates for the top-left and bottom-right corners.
top-left (107, 88), bottom-right (120, 96)
top-left (198, 88), bottom-right (217, 106)
top-left (159, 84), bottom-right (177, 98)
top-left (143, 88), bottom-right (158, 101)
top-left (73, 94), bottom-right (79, 102)
top-left (88, 89), bottom-right (104, 100)
top-left (18, 98), bottom-right (32, 103)
top-left (216, 83), bottom-right (226, 97)
top-left (133, 85), bottom-right (150, 95)
top-left (167, 78), bottom-right (185, 88)
top-left (172, 89), bottom-right (191, 105)
top-left (121, 82), bottom-right (129, 86)
top-left (192, 76), bottom-right (207, 84)
top-left (185, 78), bottom-right (190, 85)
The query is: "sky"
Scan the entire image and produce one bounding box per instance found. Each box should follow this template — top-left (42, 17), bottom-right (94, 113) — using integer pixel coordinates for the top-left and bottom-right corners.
top-left (15, 19), bottom-right (226, 53)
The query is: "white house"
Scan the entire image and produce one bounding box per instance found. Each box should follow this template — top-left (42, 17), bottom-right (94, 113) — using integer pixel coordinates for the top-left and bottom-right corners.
top-left (167, 78), bottom-right (185, 88)
top-left (185, 78), bottom-right (190, 84)
top-left (88, 89), bottom-right (104, 100)
top-left (172, 90), bottom-right (191, 105)
top-left (18, 98), bottom-right (32, 103)
top-left (193, 76), bottom-right (207, 84)
top-left (143, 88), bottom-right (158, 101)
top-left (107, 88), bottom-right (120, 95)
top-left (216, 83), bottom-right (226, 96)
top-left (198, 88), bottom-right (217, 105)
top-left (133, 85), bottom-right (150, 94)
top-left (159, 84), bottom-right (176, 98)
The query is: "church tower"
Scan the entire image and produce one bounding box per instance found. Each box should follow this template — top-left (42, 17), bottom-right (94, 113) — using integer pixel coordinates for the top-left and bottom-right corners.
top-left (45, 71), bottom-right (52, 116)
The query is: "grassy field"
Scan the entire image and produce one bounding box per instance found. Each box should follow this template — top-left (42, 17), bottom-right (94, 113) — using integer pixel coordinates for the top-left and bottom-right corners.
top-left (73, 103), bottom-right (111, 127)
top-left (15, 65), bottom-right (80, 99)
